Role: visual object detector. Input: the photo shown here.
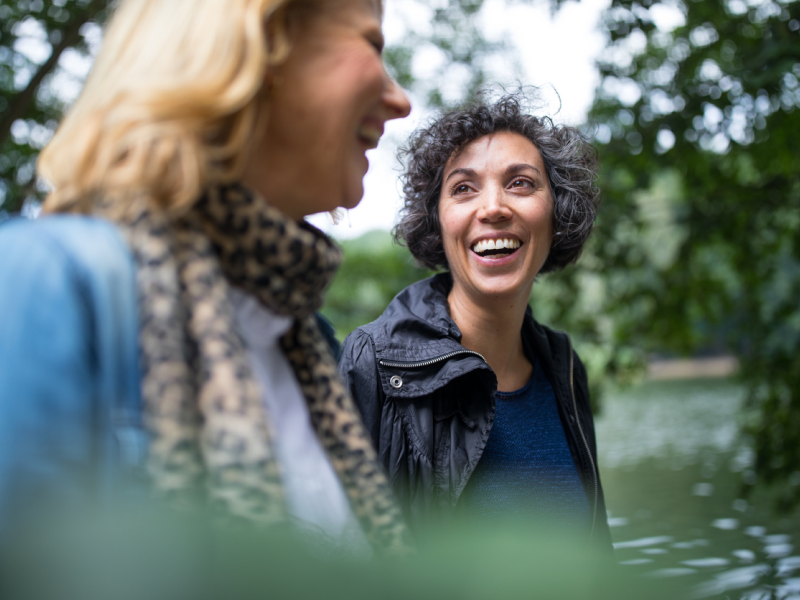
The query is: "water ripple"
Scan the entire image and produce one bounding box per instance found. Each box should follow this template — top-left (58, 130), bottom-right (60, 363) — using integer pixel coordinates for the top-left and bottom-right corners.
top-left (689, 564), bottom-right (771, 598)
top-left (777, 556), bottom-right (800, 577)
top-left (712, 518), bottom-right (739, 530)
top-left (682, 557), bottom-right (730, 567)
top-left (613, 535), bottom-right (673, 550)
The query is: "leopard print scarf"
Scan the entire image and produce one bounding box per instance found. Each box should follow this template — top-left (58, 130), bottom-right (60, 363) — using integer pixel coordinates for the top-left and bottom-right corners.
top-left (109, 184), bottom-right (410, 553)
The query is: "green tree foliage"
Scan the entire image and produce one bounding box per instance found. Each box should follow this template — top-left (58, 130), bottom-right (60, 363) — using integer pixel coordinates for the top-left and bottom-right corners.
top-left (383, 0), bottom-right (503, 108)
top-left (587, 0), bottom-right (800, 504)
top-left (321, 230), bottom-right (433, 338)
top-left (0, 0), bottom-right (111, 215)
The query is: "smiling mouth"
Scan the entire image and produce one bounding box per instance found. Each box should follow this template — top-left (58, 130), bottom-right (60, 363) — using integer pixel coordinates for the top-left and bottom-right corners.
top-left (471, 238), bottom-right (522, 259)
top-left (357, 123), bottom-right (382, 149)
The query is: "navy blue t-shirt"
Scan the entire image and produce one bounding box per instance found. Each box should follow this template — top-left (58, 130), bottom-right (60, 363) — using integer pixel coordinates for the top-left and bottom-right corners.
top-left (457, 358), bottom-right (590, 528)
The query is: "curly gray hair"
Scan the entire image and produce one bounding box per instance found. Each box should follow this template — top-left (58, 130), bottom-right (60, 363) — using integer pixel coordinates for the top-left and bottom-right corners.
top-left (394, 92), bottom-right (600, 273)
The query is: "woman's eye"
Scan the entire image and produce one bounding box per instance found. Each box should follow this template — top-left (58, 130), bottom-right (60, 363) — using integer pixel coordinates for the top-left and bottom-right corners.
top-left (454, 184), bottom-right (471, 194)
top-left (368, 37), bottom-right (384, 55)
top-left (510, 178), bottom-right (532, 189)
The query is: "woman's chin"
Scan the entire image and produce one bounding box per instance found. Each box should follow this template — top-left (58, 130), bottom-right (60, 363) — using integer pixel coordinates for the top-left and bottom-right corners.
top-left (338, 186), bottom-right (366, 213)
top-left (456, 275), bottom-right (533, 306)
top-left (298, 189), bottom-right (364, 219)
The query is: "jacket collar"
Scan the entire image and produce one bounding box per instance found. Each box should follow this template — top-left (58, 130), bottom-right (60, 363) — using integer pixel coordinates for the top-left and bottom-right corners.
top-left (368, 273), bottom-right (463, 359)
top-left (360, 274), bottom-right (489, 398)
top-left (362, 273), bottom-right (573, 400)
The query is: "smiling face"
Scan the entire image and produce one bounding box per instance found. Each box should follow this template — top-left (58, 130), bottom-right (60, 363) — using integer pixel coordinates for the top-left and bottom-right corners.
top-left (243, 0), bottom-right (411, 220)
top-left (438, 131), bottom-right (555, 306)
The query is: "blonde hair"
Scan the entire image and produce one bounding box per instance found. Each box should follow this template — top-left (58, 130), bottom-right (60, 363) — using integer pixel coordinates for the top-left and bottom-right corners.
top-left (39, 0), bottom-right (303, 215)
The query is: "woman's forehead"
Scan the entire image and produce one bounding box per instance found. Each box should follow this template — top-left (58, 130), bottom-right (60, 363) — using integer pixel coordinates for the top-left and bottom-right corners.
top-left (445, 132), bottom-right (544, 173)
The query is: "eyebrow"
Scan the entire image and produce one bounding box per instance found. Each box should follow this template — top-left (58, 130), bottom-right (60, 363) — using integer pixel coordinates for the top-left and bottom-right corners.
top-left (444, 167), bottom-right (477, 183)
top-left (507, 163), bottom-right (543, 177)
top-left (444, 163), bottom-right (542, 183)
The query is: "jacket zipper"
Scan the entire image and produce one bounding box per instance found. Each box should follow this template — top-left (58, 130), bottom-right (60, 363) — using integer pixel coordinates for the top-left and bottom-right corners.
top-left (379, 349), bottom-right (486, 369)
top-left (568, 338), bottom-right (599, 540)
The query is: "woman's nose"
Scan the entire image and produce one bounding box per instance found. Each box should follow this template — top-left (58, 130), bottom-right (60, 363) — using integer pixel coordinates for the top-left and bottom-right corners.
top-left (478, 188), bottom-right (512, 222)
top-left (382, 73), bottom-right (411, 120)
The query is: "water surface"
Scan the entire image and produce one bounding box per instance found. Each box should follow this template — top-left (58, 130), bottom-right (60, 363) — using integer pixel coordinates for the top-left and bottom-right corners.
top-left (596, 378), bottom-right (800, 599)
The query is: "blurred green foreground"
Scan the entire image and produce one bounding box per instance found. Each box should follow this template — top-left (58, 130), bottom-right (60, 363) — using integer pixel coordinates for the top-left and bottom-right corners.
top-left (0, 506), bottom-right (680, 600)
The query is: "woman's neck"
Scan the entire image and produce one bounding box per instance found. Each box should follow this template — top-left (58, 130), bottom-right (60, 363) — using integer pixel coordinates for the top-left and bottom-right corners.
top-left (447, 284), bottom-right (533, 392)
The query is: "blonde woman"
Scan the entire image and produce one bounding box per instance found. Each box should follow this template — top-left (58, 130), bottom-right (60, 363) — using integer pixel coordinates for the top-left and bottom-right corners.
top-left (0, 0), bottom-right (410, 553)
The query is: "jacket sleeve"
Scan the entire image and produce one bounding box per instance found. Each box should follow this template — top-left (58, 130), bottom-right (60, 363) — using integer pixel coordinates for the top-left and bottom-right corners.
top-left (0, 218), bottom-right (144, 530)
top-left (338, 329), bottom-right (383, 451)
top-left (0, 222), bottom-right (98, 524)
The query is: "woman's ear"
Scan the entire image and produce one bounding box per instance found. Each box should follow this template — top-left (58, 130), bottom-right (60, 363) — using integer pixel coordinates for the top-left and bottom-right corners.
top-left (264, 4), bottom-right (295, 67)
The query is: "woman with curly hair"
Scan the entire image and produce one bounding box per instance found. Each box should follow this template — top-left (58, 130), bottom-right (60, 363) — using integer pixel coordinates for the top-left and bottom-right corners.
top-left (0, 0), bottom-right (411, 553)
top-left (339, 93), bottom-right (612, 549)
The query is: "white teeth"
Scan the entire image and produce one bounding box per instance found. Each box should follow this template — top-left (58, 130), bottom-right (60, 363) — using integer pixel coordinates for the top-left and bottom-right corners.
top-left (357, 124), bottom-right (381, 146)
top-left (471, 238), bottom-right (521, 254)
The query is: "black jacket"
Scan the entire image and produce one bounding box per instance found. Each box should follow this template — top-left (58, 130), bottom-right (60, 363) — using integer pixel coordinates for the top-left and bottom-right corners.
top-left (339, 274), bottom-right (612, 549)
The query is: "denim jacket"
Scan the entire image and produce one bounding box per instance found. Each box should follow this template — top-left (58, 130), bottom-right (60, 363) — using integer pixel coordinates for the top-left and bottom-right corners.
top-left (0, 216), bottom-right (147, 528)
top-left (0, 215), bottom-right (346, 532)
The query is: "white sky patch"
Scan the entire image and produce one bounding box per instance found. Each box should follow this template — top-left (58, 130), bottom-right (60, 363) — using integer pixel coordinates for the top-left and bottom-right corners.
top-left (46, 23), bottom-right (102, 106)
top-left (13, 17), bottom-right (51, 64)
top-left (656, 128), bottom-right (676, 152)
top-left (12, 17), bottom-right (51, 89)
top-left (649, 1), bottom-right (686, 31)
top-left (481, 0), bottom-right (611, 126)
top-left (12, 17), bottom-right (100, 103)
top-left (46, 46), bottom-right (96, 106)
top-left (602, 76), bottom-right (643, 106)
top-left (13, 35), bottom-right (51, 67)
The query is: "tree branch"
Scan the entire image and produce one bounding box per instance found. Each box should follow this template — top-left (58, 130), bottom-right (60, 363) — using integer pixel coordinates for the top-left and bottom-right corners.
top-left (0, 1), bottom-right (106, 148)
